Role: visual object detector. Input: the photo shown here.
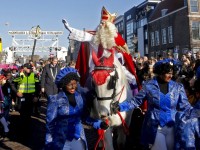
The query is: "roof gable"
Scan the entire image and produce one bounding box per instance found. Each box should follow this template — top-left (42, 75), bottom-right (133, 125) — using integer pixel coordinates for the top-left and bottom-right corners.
top-left (149, 0), bottom-right (185, 22)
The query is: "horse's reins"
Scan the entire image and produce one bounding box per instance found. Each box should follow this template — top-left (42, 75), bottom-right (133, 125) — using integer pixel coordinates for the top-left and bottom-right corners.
top-left (93, 64), bottom-right (129, 150)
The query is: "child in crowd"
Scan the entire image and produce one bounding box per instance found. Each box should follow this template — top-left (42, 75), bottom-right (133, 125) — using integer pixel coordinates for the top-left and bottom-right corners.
top-left (11, 67), bottom-right (18, 78)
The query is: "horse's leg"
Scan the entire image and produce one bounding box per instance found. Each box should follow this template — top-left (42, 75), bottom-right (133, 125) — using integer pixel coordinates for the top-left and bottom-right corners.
top-left (104, 127), bottom-right (114, 150)
top-left (117, 126), bottom-right (126, 149)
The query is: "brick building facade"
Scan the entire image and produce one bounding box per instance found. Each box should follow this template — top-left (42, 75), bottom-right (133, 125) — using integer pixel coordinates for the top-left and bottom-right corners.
top-left (148, 0), bottom-right (200, 59)
top-left (187, 0), bottom-right (200, 56)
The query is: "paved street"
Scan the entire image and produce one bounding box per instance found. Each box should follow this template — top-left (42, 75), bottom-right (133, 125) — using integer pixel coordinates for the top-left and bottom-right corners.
top-left (0, 98), bottom-right (148, 150)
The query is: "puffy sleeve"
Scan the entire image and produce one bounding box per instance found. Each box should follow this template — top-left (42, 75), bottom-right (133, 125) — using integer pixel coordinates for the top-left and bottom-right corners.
top-left (122, 66), bottom-right (137, 85)
top-left (44, 95), bottom-right (58, 150)
top-left (68, 28), bottom-right (94, 42)
top-left (175, 119), bottom-right (197, 150)
top-left (119, 84), bottom-right (147, 112)
top-left (177, 84), bottom-right (192, 112)
top-left (80, 95), bottom-right (102, 129)
top-left (185, 120), bottom-right (198, 150)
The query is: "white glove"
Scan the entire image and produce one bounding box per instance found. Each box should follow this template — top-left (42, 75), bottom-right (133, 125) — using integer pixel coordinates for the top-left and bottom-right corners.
top-left (62, 19), bottom-right (72, 32)
top-left (62, 18), bottom-right (93, 42)
top-left (122, 66), bottom-right (137, 85)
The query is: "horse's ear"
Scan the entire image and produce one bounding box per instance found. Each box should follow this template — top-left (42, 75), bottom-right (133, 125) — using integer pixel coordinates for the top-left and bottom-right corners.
top-left (92, 50), bottom-right (100, 66)
top-left (107, 49), bottom-right (115, 64)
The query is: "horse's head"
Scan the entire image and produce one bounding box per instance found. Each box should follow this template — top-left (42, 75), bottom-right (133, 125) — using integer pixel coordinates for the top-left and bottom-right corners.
top-left (91, 50), bottom-right (119, 119)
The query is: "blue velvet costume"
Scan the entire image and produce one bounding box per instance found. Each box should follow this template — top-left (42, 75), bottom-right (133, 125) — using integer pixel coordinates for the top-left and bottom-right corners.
top-left (175, 101), bottom-right (200, 150)
top-left (44, 67), bottom-right (102, 150)
top-left (119, 77), bottom-right (192, 148)
top-left (44, 91), bottom-right (102, 150)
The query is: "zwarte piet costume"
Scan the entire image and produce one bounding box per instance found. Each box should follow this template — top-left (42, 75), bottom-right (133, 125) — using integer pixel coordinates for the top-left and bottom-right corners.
top-left (44, 67), bottom-right (103, 150)
top-left (115, 59), bottom-right (192, 150)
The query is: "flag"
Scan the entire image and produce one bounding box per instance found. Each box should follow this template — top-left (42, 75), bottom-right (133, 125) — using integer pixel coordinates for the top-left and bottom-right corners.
top-left (5, 22), bottom-right (9, 26)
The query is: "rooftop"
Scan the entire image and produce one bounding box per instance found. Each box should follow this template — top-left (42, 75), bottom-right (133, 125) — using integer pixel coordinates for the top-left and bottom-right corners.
top-left (137, 0), bottom-right (161, 8)
top-left (149, 0), bottom-right (185, 22)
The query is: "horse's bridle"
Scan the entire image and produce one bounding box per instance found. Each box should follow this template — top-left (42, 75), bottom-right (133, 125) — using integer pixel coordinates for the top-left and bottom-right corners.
top-left (92, 64), bottom-right (123, 115)
top-left (93, 65), bottom-right (118, 100)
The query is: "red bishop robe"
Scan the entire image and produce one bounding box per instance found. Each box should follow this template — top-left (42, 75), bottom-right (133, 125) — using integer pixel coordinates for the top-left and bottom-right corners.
top-left (75, 32), bottom-right (147, 110)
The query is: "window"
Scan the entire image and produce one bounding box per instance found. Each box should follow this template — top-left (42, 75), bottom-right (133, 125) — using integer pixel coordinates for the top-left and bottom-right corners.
top-left (150, 6), bottom-right (154, 9)
top-left (190, 0), bottom-right (198, 13)
top-left (118, 23), bottom-right (121, 32)
top-left (151, 52), bottom-right (155, 57)
top-left (121, 22), bottom-right (123, 31)
top-left (193, 48), bottom-right (200, 58)
top-left (141, 19), bottom-right (144, 27)
top-left (156, 51), bottom-right (160, 59)
top-left (138, 21), bottom-right (141, 28)
top-left (162, 28), bottom-right (167, 44)
top-left (161, 9), bottom-right (168, 17)
top-left (126, 21), bottom-right (134, 50)
top-left (127, 21), bottom-right (133, 35)
top-left (151, 32), bottom-right (155, 46)
top-left (133, 22), bottom-right (137, 33)
top-left (145, 30), bottom-right (148, 40)
top-left (155, 31), bottom-right (160, 46)
top-left (192, 21), bottom-right (200, 40)
top-left (163, 50), bottom-right (167, 59)
top-left (127, 34), bottom-right (134, 50)
top-left (127, 15), bottom-right (131, 20)
top-left (168, 26), bottom-right (173, 43)
top-left (138, 18), bottom-right (147, 28)
top-left (143, 18), bottom-right (147, 26)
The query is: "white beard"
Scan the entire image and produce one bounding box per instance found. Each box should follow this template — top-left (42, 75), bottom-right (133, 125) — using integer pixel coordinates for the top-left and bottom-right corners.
top-left (93, 22), bottom-right (118, 49)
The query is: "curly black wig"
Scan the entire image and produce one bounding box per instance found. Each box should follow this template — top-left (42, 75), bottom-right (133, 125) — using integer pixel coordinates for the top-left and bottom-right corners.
top-left (58, 72), bottom-right (80, 88)
top-left (153, 63), bottom-right (178, 75)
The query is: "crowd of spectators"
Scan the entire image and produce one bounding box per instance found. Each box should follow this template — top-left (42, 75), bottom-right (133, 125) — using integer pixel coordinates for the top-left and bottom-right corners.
top-left (133, 51), bottom-right (200, 106)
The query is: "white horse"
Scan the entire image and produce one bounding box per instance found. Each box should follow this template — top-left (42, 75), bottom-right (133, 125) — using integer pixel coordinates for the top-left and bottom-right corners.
top-left (90, 50), bottom-right (133, 150)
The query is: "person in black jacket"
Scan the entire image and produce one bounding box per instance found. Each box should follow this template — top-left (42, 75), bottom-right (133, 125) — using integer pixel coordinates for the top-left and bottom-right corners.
top-left (41, 57), bottom-right (60, 98)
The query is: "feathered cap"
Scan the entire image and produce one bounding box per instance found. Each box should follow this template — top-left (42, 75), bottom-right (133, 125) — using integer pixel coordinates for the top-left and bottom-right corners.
top-left (154, 59), bottom-right (178, 68)
top-left (55, 67), bottom-right (78, 87)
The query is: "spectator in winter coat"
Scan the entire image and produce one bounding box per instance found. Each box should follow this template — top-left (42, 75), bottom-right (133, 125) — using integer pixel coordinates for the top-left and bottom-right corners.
top-left (41, 57), bottom-right (60, 98)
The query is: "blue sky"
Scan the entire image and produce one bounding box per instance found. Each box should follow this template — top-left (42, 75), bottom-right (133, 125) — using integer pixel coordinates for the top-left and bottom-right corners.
top-left (0, 0), bottom-right (143, 57)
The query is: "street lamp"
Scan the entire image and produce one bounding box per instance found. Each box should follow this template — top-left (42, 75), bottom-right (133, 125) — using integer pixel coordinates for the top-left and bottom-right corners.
top-left (31, 25), bottom-right (41, 61)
